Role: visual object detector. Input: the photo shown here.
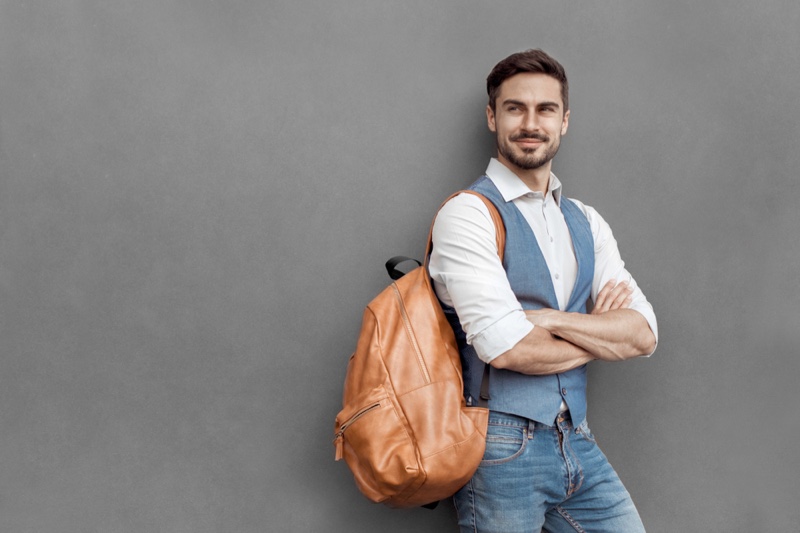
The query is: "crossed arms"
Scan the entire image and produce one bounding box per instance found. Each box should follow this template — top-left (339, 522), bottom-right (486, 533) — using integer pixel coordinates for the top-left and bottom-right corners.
top-left (429, 190), bottom-right (659, 376)
top-left (491, 280), bottom-right (658, 375)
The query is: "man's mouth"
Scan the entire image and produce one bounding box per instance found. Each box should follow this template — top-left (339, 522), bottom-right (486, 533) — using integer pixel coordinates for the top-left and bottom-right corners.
top-left (513, 137), bottom-right (546, 150)
top-left (512, 134), bottom-right (549, 143)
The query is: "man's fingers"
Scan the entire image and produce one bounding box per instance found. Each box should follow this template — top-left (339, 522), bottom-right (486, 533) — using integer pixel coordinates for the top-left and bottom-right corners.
top-left (593, 280), bottom-right (633, 314)
top-left (593, 279), bottom-right (617, 313)
top-left (608, 284), bottom-right (633, 310)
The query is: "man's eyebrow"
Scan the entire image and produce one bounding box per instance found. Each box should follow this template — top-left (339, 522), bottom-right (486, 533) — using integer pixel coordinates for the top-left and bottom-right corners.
top-left (537, 100), bottom-right (561, 109)
top-left (500, 99), bottom-right (561, 110)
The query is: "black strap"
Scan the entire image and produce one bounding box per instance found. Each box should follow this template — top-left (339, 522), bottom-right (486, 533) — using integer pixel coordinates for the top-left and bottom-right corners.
top-left (478, 363), bottom-right (491, 407)
top-left (385, 256), bottom-right (422, 280)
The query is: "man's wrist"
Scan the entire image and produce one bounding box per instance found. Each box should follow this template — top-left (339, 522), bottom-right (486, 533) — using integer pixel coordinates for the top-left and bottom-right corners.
top-left (525, 308), bottom-right (564, 332)
top-left (542, 311), bottom-right (570, 335)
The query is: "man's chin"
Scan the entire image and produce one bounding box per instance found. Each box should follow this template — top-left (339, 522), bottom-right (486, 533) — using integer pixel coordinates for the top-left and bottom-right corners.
top-left (514, 147), bottom-right (559, 171)
top-left (510, 154), bottom-right (549, 171)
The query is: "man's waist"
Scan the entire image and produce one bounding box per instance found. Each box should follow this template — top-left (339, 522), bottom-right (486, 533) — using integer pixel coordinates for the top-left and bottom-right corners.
top-left (487, 408), bottom-right (577, 429)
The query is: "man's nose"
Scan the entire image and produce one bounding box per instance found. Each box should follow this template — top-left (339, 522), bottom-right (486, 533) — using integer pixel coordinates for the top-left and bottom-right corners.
top-left (521, 112), bottom-right (540, 131)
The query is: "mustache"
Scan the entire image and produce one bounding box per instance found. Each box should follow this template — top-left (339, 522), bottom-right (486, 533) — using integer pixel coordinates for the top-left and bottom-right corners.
top-left (510, 133), bottom-right (550, 142)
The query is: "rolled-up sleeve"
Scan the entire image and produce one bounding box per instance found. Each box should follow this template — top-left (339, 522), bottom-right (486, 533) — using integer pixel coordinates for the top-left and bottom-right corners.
top-left (429, 194), bottom-right (533, 363)
top-left (582, 203), bottom-right (659, 353)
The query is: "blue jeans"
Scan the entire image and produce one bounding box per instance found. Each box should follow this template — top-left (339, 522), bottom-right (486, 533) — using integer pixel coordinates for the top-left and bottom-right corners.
top-left (453, 411), bottom-right (645, 533)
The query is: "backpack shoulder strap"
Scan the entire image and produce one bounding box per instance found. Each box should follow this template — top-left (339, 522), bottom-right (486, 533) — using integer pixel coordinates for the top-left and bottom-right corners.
top-left (426, 190), bottom-right (505, 409)
top-left (424, 190), bottom-right (506, 263)
top-left (385, 191), bottom-right (506, 280)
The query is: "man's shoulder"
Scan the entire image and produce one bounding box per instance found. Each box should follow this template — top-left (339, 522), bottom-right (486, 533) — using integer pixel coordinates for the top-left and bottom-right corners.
top-left (562, 194), bottom-right (586, 210)
top-left (562, 196), bottom-right (600, 222)
top-left (438, 190), bottom-right (493, 218)
top-left (560, 197), bottom-right (616, 242)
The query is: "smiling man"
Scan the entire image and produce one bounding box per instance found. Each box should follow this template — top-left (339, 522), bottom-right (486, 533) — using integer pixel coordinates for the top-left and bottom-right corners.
top-left (429, 49), bottom-right (658, 532)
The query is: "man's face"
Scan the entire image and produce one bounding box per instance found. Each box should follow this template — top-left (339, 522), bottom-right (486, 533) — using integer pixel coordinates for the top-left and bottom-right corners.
top-left (487, 73), bottom-right (570, 174)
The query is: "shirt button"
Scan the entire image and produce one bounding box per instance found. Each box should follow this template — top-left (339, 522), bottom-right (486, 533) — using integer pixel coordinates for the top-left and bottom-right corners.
top-left (555, 273), bottom-right (560, 280)
top-left (550, 236), bottom-right (554, 242)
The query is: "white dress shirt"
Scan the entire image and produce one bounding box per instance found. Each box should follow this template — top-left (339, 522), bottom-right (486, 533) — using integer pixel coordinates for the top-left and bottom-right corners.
top-left (430, 158), bottom-right (658, 364)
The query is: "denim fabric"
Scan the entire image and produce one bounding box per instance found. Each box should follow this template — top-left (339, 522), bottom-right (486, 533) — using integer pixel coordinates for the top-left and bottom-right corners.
top-left (453, 411), bottom-right (645, 533)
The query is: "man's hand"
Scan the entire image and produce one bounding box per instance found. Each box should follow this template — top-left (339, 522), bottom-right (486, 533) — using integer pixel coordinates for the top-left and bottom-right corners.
top-left (526, 280), bottom-right (633, 329)
top-left (591, 279), bottom-right (633, 314)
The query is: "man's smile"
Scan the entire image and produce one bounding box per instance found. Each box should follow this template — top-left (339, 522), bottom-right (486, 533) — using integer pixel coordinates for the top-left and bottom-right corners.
top-left (512, 134), bottom-right (549, 149)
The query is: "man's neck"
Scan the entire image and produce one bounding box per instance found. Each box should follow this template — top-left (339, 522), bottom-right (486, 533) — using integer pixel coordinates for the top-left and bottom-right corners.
top-left (497, 156), bottom-right (552, 194)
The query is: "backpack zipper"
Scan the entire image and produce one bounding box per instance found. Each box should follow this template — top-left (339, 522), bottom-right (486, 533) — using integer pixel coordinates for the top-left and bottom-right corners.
top-left (333, 402), bottom-right (382, 461)
top-left (391, 284), bottom-right (431, 384)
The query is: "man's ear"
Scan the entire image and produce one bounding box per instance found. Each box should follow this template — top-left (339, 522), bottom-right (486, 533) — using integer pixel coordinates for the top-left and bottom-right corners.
top-left (486, 105), bottom-right (497, 133)
top-left (561, 109), bottom-right (570, 136)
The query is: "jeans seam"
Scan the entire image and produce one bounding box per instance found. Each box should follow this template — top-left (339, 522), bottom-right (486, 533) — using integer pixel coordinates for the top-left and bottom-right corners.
top-left (487, 420), bottom-right (527, 429)
top-left (467, 480), bottom-right (477, 533)
top-left (564, 429), bottom-right (584, 496)
top-left (555, 505), bottom-right (585, 533)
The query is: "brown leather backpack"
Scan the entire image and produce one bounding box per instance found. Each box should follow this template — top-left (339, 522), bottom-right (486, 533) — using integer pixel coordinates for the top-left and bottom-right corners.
top-left (333, 191), bottom-right (505, 508)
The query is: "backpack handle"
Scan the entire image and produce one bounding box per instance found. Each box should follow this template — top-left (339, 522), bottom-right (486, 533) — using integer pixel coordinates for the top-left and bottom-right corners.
top-left (385, 191), bottom-right (506, 280)
top-left (385, 256), bottom-right (422, 280)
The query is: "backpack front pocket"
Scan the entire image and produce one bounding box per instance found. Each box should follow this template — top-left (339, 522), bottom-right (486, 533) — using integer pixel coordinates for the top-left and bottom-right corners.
top-left (334, 384), bottom-right (419, 503)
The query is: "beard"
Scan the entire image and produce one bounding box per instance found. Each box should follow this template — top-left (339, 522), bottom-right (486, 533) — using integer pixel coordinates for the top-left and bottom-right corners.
top-left (497, 132), bottom-right (561, 170)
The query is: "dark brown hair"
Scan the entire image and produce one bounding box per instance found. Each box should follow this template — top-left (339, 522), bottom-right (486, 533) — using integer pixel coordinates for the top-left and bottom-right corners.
top-left (487, 49), bottom-right (569, 112)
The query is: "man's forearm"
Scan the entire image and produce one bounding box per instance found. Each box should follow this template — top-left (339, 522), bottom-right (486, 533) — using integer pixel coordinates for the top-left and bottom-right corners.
top-left (527, 308), bottom-right (656, 361)
top-left (490, 325), bottom-right (596, 375)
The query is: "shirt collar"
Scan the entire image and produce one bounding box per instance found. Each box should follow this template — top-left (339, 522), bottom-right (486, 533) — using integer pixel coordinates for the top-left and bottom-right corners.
top-left (485, 158), bottom-right (563, 205)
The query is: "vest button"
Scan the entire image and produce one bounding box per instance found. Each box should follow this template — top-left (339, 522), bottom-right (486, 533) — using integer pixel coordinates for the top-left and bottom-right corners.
top-left (561, 388), bottom-right (567, 395)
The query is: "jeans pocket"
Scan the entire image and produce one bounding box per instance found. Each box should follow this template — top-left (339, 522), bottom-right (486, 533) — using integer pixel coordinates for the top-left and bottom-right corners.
top-left (480, 422), bottom-right (527, 465)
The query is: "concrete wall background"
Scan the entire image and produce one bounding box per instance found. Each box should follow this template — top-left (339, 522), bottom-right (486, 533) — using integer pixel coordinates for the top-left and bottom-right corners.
top-left (1, 1), bottom-right (798, 531)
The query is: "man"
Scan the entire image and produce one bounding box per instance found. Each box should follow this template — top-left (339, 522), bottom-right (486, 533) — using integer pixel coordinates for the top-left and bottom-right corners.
top-left (429, 49), bottom-right (658, 532)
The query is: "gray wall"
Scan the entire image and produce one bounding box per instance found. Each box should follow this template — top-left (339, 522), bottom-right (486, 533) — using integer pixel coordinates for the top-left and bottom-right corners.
top-left (1, 1), bottom-right (797, 531)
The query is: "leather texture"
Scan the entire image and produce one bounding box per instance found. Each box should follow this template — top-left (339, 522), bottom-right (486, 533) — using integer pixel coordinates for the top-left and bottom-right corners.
top-left (334, 190), bottom-right (505, 508)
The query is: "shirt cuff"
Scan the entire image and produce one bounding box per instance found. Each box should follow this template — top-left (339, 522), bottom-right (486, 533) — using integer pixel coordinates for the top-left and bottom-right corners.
top-left (469, 310), bottom-right (534, 364)
top-left (630, 304), bottom-right (659, 357)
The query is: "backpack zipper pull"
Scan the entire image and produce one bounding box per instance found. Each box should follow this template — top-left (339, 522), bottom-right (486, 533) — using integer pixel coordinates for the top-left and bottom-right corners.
top-left (333, 432), bottom-right (344, 461)
top-left (333, 402), bottom-right (380, 462)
